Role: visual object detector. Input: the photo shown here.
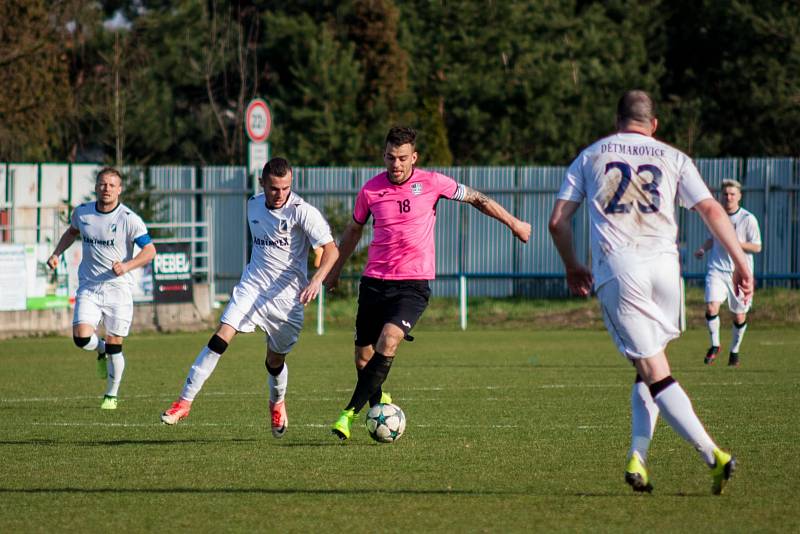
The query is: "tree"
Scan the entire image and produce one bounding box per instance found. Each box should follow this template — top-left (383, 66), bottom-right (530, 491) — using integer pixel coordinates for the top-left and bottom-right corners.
top-left (4, 0), bottom-right (798, 166)
top-left (401, 0), bottom-right (663, 165)
top-left (67, 15), bottom-right (147, 164)
top-left (74, 0), bottom-right (263, 165)
top-left (0, 0), bottom-right (78, 161)
top-left (200, 0), bottom-right (262, 164)
top-left (340, 0), bottom-right (414, 156)
top-left (261, 11), bottom-right (366, 165)
top-left (659, 0), bottom-right (800, 156)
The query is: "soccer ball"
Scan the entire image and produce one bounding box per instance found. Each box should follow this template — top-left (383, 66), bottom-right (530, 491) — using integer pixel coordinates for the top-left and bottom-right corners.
top-left (365, 403), bottom-right (406, 443)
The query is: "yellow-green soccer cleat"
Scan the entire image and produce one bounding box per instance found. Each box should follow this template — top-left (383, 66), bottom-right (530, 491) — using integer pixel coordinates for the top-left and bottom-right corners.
top-left (96, 353), bottom-right (108, 379)
top-left (710, 447), bottom-right (736, 495)
top-left (379, 391), bottom-right (392, 404)
top-left (624, 454), bottom-right (653, 493)
top-left (100, 395), bottom-right (117, 410)
top-left (331, 408), bottom-right (356, 441)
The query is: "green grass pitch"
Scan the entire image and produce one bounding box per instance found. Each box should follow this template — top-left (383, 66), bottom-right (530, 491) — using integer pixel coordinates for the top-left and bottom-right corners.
top-left (1, 326), bottom-right (798, 532)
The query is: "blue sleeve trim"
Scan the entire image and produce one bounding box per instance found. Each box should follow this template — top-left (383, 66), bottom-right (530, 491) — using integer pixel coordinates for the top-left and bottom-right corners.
top-left (134, 234), bottom-right (153, 247)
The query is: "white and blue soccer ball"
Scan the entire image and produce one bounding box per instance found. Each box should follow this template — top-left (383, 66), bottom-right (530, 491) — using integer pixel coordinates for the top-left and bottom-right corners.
top-left (365, 403), bottom-right (406, 443)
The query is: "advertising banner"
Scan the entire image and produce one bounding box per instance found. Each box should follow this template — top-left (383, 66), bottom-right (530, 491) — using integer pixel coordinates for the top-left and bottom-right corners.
top-left (152, 242), bottom-right (193, 303)
top-left (0, 244), bottom-right (27, 310)
top-left (25, 243), bottom-right (70, 309)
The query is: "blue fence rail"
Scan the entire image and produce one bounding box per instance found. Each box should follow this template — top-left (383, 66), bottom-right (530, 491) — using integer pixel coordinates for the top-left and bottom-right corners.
top-left (1, 158), bottom-right (797, 298)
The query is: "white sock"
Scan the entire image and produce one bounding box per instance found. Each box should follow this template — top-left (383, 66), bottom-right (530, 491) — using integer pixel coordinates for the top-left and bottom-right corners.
top-left (730, 322), bottom-right (748, 353)
top-left (706, 315), bottom-right (720, 347)
top-left (653, 380), bottom-right (716, 466)
top-left (180, 347), bottom-right (221, 402)
top-left (97, 338), bottom-right (106, 354)
top-left (629, 381), bottom-right (659, 462)
top-left (268, 363), bottom-right (288, 403)
top-left (105, 353), bottom-right (125, 397)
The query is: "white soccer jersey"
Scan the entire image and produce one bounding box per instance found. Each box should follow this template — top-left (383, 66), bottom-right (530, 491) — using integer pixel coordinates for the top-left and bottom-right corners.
top-left (706, 207), bottom-right (761, 273)
top-left (239, 192), bottom-right (333, 300)
top-left (558, 132), bottom-right (712, 287)
top-left (71, 202), bottom-right (151, 290)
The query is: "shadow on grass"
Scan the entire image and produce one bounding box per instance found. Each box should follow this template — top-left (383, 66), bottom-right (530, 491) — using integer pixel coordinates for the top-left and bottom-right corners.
top-left (406, 363), bottom-right (620, 369)
top-left (0, 487), bottom-right (712, 497)
top-left (0, 438), bottom-right (365, 448)
top-left (275, 441), bottom-right (349, 448)
top-left (573, 491), bottom-right (709, 498)
top-left (0, 438), bottom-right (259, 446)
top-left (0, 487), bottom-right (525, 496)
top-left (675, 368), bottom-right (783, 375)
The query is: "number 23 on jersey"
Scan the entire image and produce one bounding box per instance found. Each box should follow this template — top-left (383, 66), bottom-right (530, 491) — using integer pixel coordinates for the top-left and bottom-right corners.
top-left (603, 161), bottom-right (663, 214)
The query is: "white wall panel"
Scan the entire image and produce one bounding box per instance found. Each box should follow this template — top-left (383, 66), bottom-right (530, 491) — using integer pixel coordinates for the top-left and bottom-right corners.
top-left (40, 164), bottom-right (70, 243)
top-left (10, 164), bottom-right (37, 243)
top-left (70, 164), bottom-right (100, 207)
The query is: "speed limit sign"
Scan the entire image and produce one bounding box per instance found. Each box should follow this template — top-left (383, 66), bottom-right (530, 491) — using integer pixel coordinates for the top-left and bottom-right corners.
top-left (245, 98), bottom-right (272, 143)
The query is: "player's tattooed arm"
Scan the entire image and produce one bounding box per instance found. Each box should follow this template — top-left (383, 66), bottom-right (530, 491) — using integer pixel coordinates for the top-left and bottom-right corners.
top-left (461, 186), bottom-right (531, 243)
top-left (462, 187), bottom-right (493, 215)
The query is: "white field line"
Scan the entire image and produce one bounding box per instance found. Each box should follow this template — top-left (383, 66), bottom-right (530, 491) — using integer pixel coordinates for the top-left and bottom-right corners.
top-left (25, 421), bottom-right (527, 429)
top-left (0, 382), bottom-right (747, 404)
top-left (24, 421), bottom-right (612, 430)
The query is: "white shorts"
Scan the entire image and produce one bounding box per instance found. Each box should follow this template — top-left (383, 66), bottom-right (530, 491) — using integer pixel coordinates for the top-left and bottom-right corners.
top-left (220, 282), bottom-right (304, 354)
top-left (596, 255), bottom-right (682, 360)
top-left (705, 269), bottom-right (751, 314)
top-left (73, 284), bottom-right (134, 337)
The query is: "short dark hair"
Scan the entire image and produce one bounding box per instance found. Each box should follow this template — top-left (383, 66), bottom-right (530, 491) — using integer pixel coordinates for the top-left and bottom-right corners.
top-left (617, 90), bottom-right (655, 125)
top-left (96, 166), bottom-right (122, 184)
top-left (385, 126), bottom-right (417, 148)
top-left (262, 157), bottom-right (292, 180)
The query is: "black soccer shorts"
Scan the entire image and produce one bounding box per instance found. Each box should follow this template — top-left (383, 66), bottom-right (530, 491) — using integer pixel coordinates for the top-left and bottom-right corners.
top-left (354, 276), bottom-right (431, 347)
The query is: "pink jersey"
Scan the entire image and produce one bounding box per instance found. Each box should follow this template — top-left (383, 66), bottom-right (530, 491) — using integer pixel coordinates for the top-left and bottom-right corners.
top-left (354, 169), bottom-right (465, 280)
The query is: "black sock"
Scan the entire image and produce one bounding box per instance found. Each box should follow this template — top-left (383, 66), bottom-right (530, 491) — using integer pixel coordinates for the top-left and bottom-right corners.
top-left (357, 367), bottom-right (385, 407)
top-left (648, 376), bottom-right (676, 399)
top-left (266, 362), bottom-right (284, 376)
top-left (346, 353), bottom-right (393, 413)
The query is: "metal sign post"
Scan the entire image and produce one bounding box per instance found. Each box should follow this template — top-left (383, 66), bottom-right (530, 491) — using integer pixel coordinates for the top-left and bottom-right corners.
top-left (248, 142), bottom-right (270, 181)
top-left (245, 98), bottom-right (272, 184)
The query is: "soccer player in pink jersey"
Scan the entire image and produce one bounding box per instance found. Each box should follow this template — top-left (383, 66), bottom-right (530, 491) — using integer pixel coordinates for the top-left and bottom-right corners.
top-left (325, 126), bottom-right (531, 440)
